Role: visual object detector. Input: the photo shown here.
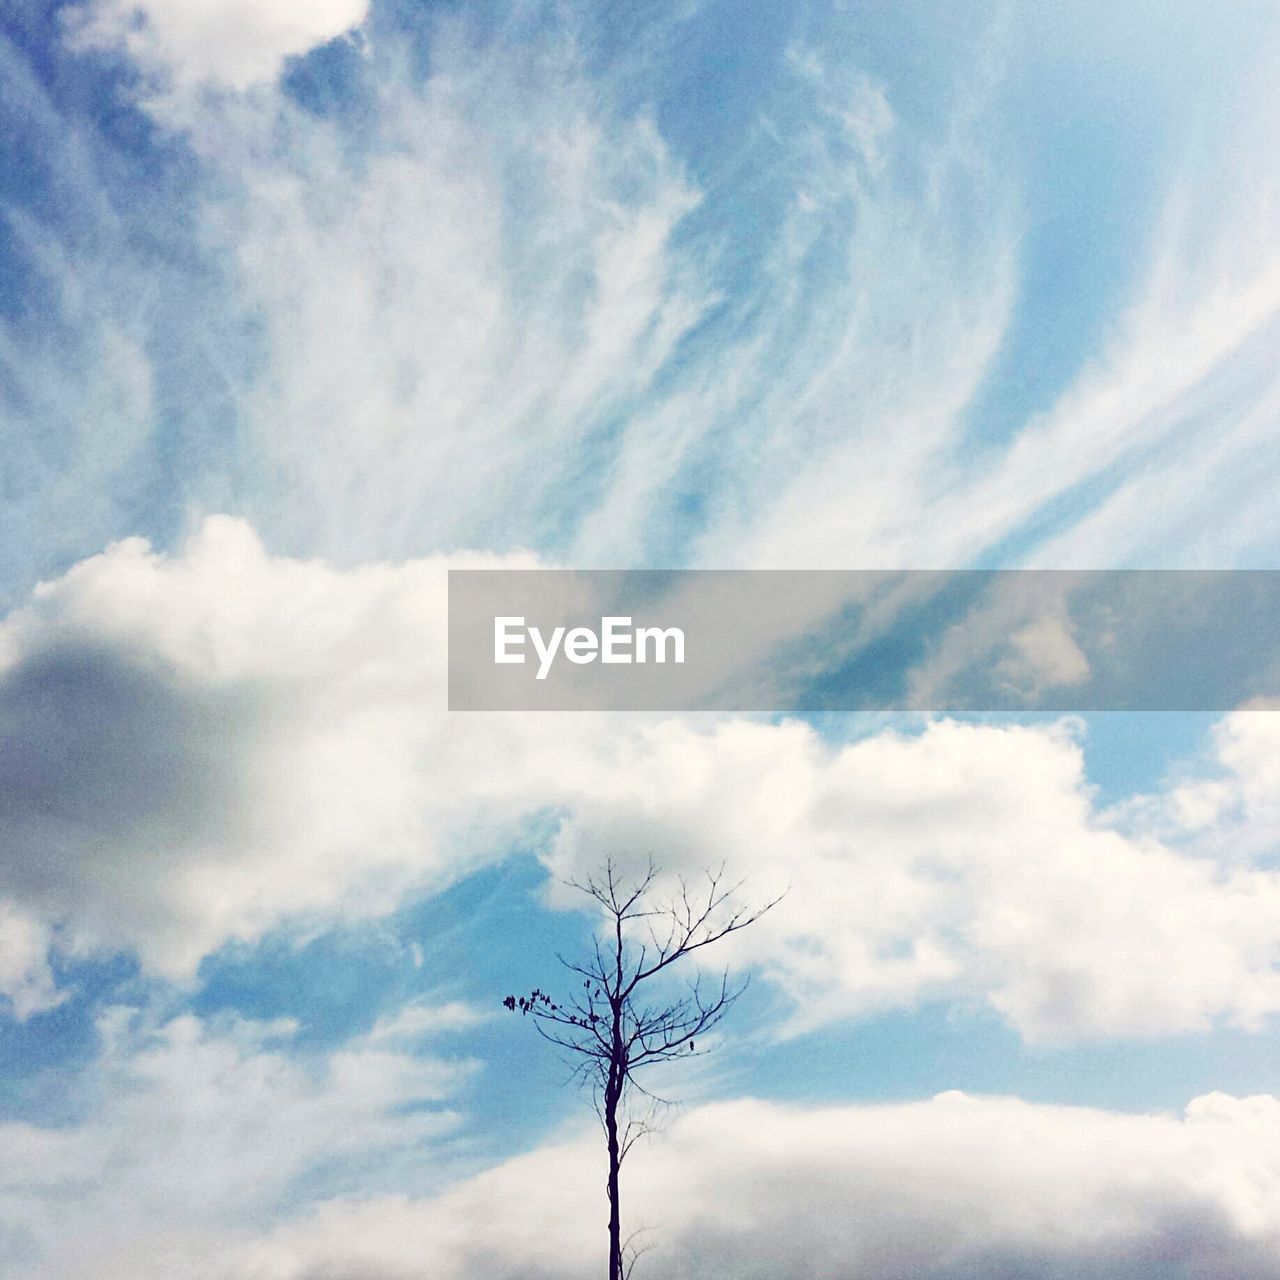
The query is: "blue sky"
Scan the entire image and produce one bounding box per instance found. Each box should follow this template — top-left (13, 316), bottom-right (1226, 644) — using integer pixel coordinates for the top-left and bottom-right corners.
top-left (2, 1), bottom-right (1280, 1277)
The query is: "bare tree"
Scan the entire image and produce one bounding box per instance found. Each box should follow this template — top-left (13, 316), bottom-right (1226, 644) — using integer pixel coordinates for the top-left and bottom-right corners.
top-left (504, 858), bottom-right (781, 1280)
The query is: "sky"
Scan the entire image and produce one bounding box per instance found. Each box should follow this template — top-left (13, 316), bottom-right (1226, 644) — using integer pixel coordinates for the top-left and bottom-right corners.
top-left (1, 0), bottom-right (1280, 1276)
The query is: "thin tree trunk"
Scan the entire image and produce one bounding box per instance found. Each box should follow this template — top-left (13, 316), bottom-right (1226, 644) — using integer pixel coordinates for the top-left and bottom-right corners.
top-left (606, 1082), bottom-right (622, 1280)
top-left (607, 898), bottom-right (625, 1280)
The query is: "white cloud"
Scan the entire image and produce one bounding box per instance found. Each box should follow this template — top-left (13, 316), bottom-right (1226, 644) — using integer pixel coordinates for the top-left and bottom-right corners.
top-left (0, 1003), bottom-right (476, 1279)
top-left (365, 1000), bottom-right (493, 1045)
top-left (217, 1092), bottom-right (1280, 1280)
top-left (193, 25), bottom-right (710, 566)
top-left (546, 714), bottom-right (1280, 1041)
top-left (902, 574), bottom-right (1100, 711)
top-left (0, 904), bottom-right (62, 1020)
top-left (65, 0), bottom-right (369, 97)
top-left (1115, 705), bottom-right (1280, 861)
top-left (678, 11), bottom-right (1280, 574)
top-left (576, 29), bottom-right (1021, 571)
top-left (7, 992), bottom-right (1280, 1278)
top-left (11, 1018), bottom-right (1280, 1278)
top-left (999, 612), bottom-right (1091, 690)
top-left (1201, 709), bottom-right (1280, 831)
top-left (14, 4), bottom-right (1274, 587)
top-left (153, 3), bottom-right (1280, 580)
top-left (3, 520), bottom-right (1280, 1041)
top-left (0, 516), bottom-right (542, 981)
top-left (0, 33), bottom-right (177, 604)
top-left (10, 1013), bottom-right (1280, 1274)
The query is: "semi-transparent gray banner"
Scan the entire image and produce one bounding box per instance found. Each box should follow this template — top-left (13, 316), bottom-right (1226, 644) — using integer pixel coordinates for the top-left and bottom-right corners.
top-left (448, 570), bottom-right (1280, 712)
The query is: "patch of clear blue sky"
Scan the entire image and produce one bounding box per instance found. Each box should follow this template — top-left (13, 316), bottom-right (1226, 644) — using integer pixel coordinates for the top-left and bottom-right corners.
top-left (723, 993), bottom-right (1280, 1116)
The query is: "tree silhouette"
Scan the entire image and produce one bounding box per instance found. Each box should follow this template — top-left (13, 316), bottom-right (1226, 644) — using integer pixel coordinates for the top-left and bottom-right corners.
top-left (504, 857), bottom-right (782, 1280)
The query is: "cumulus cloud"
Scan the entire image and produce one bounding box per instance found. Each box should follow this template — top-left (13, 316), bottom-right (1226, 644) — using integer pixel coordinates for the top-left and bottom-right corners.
top-left (1114, 705), bottom-right (1280, 860)
top-left (0, 516), bottom-right (545, 980)
top-left (7, 985), bottom-right (1280, 1278)
top-left (3, 520), bottom-right (1280, 1042)
top-left (209, 1093), bottom-right (1280, 1280)
top-left (64, 0), bottom-right (369, 98)
top-left (546, 714), bottom-right (1280, 1041)
top-left (10, 1012), bottom-right (1280, 1278)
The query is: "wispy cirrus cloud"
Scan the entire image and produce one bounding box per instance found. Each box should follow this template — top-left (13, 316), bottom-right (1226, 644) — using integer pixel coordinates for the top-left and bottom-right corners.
top-left (5, 1), bottom-right (1278, 590)
top-left (206, 23), bottom-right (711, 565)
